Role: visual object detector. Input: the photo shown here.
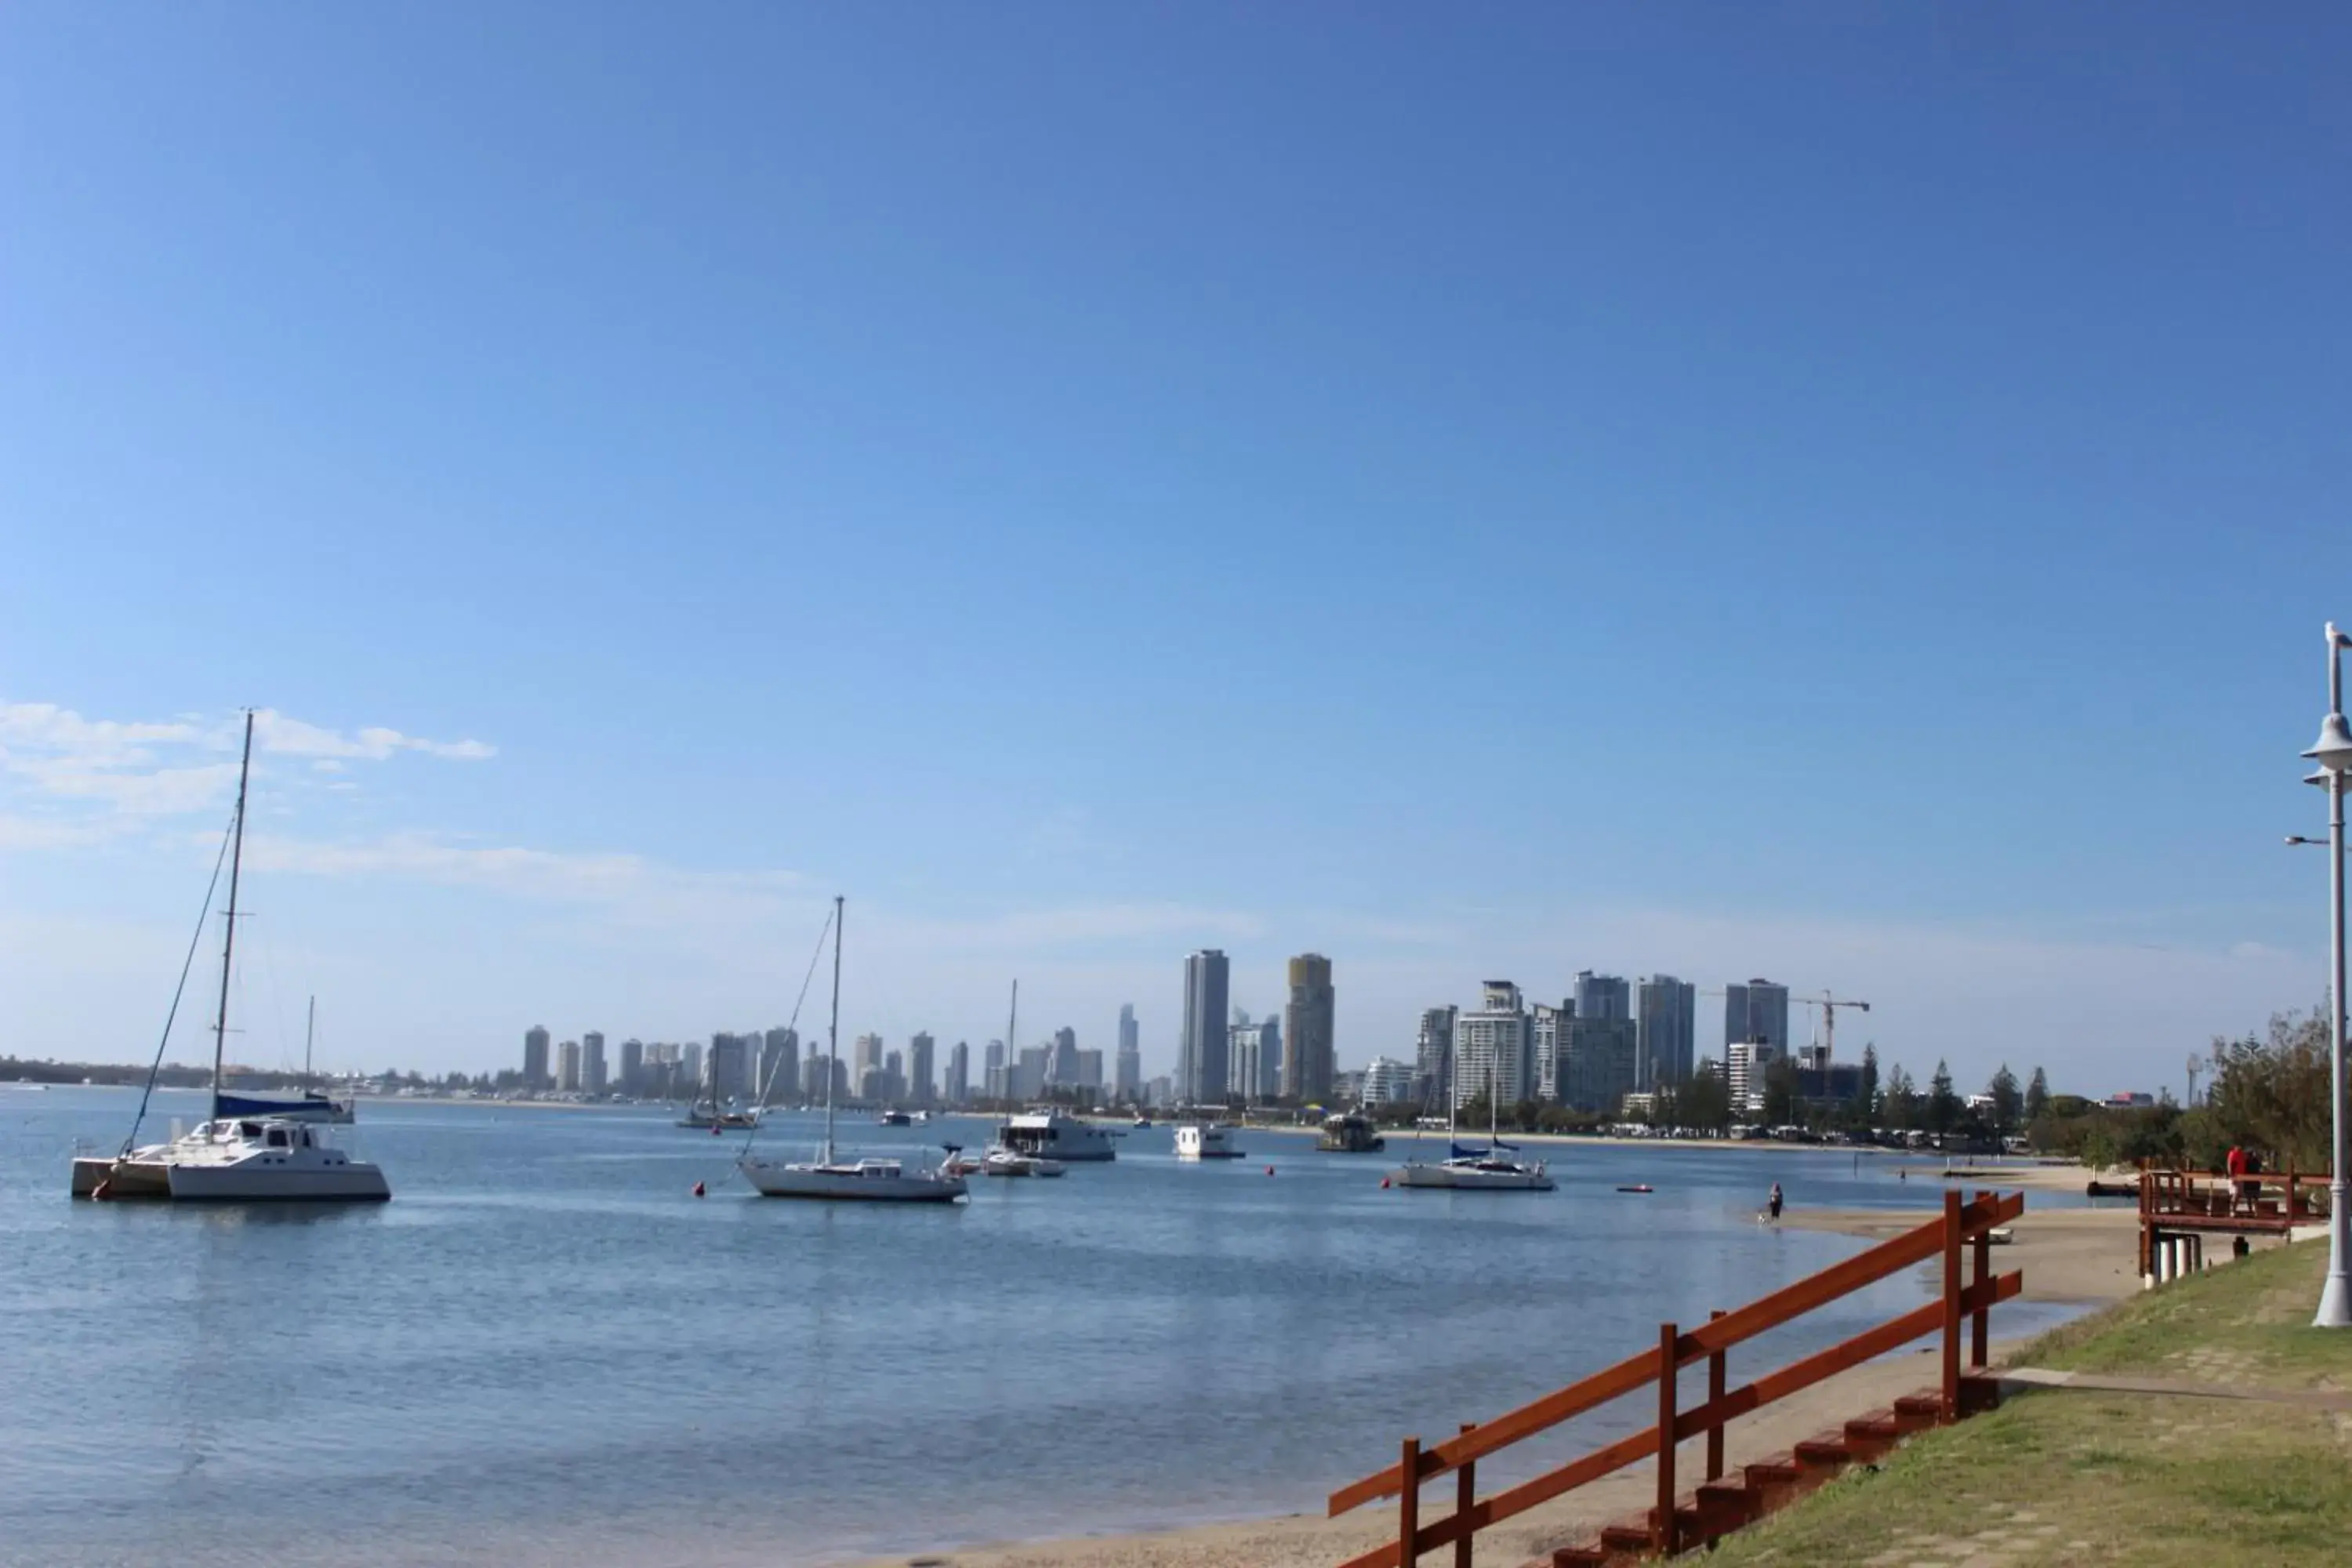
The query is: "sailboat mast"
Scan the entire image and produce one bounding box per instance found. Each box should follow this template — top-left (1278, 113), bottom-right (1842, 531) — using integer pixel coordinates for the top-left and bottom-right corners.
top-left (1007, 979), bottom-right (1018, 1100)
top-left (822, 895), bottom-right (843, 1161)
top-left (209, 712), bottom-right (255, 1120)
top-left (304, 994), bottom-right (316, 1088)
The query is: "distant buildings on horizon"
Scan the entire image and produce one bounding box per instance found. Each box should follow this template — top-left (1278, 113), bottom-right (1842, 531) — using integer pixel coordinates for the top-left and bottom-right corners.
top-left (501, 956), bottom-right (1824, 1123)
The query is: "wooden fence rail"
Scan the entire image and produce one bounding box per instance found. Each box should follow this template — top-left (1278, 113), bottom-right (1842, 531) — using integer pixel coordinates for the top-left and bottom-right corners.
top-left (1327, 1189), bottom-right (2024, 1568)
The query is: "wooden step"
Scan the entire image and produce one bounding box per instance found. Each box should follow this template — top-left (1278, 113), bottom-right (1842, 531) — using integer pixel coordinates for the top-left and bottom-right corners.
top-left (1548, 1546), bottom-right (1610, 1568)
top-left (1794, 1432), bottom-right (1853, 1469)
top-left (1598, 1518), bottom-right (1657, 1552)
top-left (1842, 1410), bottom-right (1903, 1461)
top-left (1893, 1392), bottom-right (1945, 1428)
top-left (1697, 1479), bottom-right (1762, 1529)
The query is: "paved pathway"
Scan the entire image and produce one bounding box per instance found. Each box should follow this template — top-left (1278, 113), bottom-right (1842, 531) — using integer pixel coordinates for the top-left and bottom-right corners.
top-left (1999, 1366), bottom-right (2352, 1410)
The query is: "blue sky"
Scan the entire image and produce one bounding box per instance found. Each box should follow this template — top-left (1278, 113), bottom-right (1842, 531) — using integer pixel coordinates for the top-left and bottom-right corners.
top-left (3, 4), bottom-right (2346, 1092)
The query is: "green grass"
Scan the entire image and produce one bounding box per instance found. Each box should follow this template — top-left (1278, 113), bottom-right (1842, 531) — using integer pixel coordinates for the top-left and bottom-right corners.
top-left (1708, 1243), bottom-right (2352, 1567)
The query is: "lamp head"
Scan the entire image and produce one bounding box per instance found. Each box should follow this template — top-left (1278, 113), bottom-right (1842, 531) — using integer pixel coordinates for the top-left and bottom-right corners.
top-left (2303, 712), bottom-right (2352, 775)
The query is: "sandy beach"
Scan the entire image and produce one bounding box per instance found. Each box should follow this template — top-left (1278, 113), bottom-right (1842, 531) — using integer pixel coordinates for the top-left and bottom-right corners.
top-left (848, 1204), bottom-right (2141, 1568)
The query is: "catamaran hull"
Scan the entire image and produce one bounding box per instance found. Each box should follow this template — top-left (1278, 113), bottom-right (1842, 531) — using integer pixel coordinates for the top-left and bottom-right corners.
top-left (69, 1157), bottom-right (173, 1198)
top-left (165, 1163), bottom-right (391, 1201)
top-left (739, 1166), bottom-right (966, 1202)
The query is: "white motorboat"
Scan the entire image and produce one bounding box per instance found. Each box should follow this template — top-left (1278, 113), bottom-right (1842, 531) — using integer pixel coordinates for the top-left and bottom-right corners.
top-left (71, 713), bottom-right (393, 1204)
top-left (737, 897), bottom-right (967, 1205)
top-left (997, 1109), bottom-right (1116, 1162)
top-left (982, 1145), bottom-right (1066, 1178)
top-left (1174, 1122), bottom-right (1243, 1160)
top-left (1388, 1032), bottom-right (1553, 1193)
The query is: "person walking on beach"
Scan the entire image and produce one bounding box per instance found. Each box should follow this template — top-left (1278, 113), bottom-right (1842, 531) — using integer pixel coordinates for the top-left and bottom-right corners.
top-left (1767, 1181), bottom-right (1784, 1222)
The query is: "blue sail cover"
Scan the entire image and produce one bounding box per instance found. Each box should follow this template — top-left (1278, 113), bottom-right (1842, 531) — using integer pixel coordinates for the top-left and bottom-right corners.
top-left (213, 1091), bottom-right (344, 1122)
top-left (1450, 1142), bottom-right (1486, 1160)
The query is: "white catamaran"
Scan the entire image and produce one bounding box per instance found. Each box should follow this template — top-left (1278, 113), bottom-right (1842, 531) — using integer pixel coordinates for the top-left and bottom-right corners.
top-left (71, 713), bottom-right (390, 1203)
top-left (737, 897), bottom-right (967, 1203)
top-left (1388, 1029), bottom-right (1553, 1192)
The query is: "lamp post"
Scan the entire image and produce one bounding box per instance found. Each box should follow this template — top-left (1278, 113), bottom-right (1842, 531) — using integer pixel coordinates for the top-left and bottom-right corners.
top-left (2302, 622), bottom-right (2352, 1329)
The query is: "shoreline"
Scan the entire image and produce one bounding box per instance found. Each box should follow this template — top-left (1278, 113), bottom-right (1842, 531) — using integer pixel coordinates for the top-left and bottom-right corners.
top-left (845, 1207), bottom-right (2141, 1568)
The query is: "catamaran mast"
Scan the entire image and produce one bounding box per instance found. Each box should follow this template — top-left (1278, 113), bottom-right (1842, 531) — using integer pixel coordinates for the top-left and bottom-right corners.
top-left (822, 895), bottom-right (843, 1162)
top-left (209, 712), bottom-right (254, 1120)
top-left (303, 994), bottom-right (316, 1090)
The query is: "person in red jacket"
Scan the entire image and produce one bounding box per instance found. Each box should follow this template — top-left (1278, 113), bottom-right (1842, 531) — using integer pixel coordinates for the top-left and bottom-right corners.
top-left (2225, 1144), bottom-right (2249, 1209)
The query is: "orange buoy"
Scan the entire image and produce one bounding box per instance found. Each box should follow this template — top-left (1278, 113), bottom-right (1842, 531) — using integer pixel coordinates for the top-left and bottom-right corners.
top-left (691, 1181), bottom-right (706, 1197)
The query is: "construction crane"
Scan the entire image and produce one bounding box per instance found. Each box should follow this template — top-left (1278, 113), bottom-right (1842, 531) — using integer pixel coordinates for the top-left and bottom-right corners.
top-left (1793, 992), bottom-right (1872, 1065)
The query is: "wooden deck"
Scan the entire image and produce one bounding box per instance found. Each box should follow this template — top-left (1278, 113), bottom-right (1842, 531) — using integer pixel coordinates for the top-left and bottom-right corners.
top-left (2138, 1167), bottom-right (2332, 1278)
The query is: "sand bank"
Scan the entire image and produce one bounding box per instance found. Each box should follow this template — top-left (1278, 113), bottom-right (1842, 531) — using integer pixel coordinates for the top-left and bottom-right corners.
top-left (1780, 1203), bottom-right (2143, 1304)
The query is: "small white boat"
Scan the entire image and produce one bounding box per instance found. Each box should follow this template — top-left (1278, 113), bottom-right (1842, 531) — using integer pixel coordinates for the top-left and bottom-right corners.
top-left (1388, 1040), bottom-right (1553, 1192)
top-left (982, 1145), bottom-right (1066, 1178)
top-left (877, 1109), bottom-right (913, 1127)
top-left (1174, 1123), bottom-right (1243, 1160)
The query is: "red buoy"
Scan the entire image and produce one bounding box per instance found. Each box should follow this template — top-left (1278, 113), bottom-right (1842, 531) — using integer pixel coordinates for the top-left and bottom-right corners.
top-left (691, 1181), bottom-right (706, 1197)
top-left (710, 1124), bottom-right (722, 1137)
top-left (1265, 1165), bottom-right (1276, 1176)
top-left (1379, 1176), bottom-right (1391, 1189)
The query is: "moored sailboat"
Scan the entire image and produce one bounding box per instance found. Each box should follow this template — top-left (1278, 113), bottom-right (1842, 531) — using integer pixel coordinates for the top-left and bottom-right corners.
top-left (1389, 1031), bottom-right (1552, 1192)
top-left (72, 713), bottom-right (390, 1203)
top-left (737, 897), bottom-right (966, 1203)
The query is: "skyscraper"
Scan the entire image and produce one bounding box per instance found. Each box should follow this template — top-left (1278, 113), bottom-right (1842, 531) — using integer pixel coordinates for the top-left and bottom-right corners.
top-left (1075, 1049), bottom-right (1104, 1094)
top-left (853, 1032), bottom-right (884, 1085)
top-left (1725, 979), bottom-right (1791, 1055)
top-left (908, 1032), bottom-right (935, 1105)
top-left (883, 1048), bottom-right (906, 1103)
top-left (556, 1038), bottom-right (582, 1093)
top-left (710, 1033), bottom-right (749, 1102)
top-left (946, 1040), bottom-right (970, 1105)
top-left (1453, 982), bottom-right (1530, 1109)
top-left (523, 1025), bottom-right (550, 1090)
top-left (583, 1031), bottom-right (608, 1094)
top-left (1049, 1026), bottom-right (1079, 1089)
top-left (1179, 949), bottom-right (1230, 1105)
top-left (1281, 953), bottom-right (1335, 1102)
top-left (1415, 1006), bottom-right (1457, 1107)
top-left (1573, 971), bottom-right (1630, 1023)
top-left (680, 1041), bottom-right (702, 1094)
top-left (760, 1027), bottom-right (799, 1104)
top-left (1114, 1005), bottom-right (1142, 1101)
top-left (1635, 975), bottom-right (1697, 1088)
top-left (619, 1036), bottom-right (644, 1094)
top-left (1229, 1021), bottom-right (1261, 1105)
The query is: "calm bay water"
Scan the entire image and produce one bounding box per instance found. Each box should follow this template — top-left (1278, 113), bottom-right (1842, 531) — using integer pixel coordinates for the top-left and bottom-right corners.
top-left (1, 1088), bottom-right (2092, 1567)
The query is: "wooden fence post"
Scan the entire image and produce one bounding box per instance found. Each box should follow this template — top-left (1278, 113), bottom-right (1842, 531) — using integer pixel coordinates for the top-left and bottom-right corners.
top-left (1940, 1191), bottom-right (1962, 1422)
top-left (1455, 1421), bottom-right (1475, 1568)
top-left (1397, 1436), bottom-right (1420, 1567)
top-left (1655, 1323), bottom-right (1679, 1555)
top-left (1706, 1308), bottom-right (1726, 1482)
top-left (1971, 1189), bottom-right (1991, 1369)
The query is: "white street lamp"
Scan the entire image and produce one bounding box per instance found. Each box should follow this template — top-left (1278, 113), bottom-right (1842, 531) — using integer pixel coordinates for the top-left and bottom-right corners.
top-left (2302, 623), bottom-right (2352, 1329)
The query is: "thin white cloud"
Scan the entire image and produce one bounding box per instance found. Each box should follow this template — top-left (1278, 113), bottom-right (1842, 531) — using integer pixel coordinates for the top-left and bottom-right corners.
top-left (243, 829), bottom-right (800, 907)
top-left (252, 710), bottom-right (494, 761)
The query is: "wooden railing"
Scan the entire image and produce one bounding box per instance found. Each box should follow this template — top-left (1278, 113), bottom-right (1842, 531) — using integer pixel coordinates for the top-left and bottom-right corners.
top-left (2141, 1167), bottom-right (2331, 1225)
top-left (1327, 1190), bottom-right (2024, 1568)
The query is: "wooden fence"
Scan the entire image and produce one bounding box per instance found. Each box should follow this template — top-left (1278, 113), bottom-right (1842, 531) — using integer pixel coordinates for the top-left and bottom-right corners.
top-left (1327, 1189), bottom-right (2024, 1567)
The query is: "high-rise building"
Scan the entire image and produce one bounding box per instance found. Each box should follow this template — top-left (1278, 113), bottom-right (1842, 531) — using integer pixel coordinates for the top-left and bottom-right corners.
top-left (1533, 1002), bottom-right (1570, 1102)
top-left (853, 1033), bottom-right (884, 1085)
top-left (1075, 1048), bottom-right (1104, 1091)
top-left (759, 1027), bottom-right (799, 1105)
top-left (710, 1033), bottom-right (750, 1102)
top-left (1453, 982), bottom-right (1530, 1109)
top-left (1725, 979), bottom-right (1791, 1057)
top-left (1179, 949), bottom-right (1230, 1105)
top-left (947, 1040), bottom-right (971, 1106)
top-left (680, 1041), bottom-right (703, 1093)
top-left (908, 1032), bottom-right (935, 1105)
top-left (1011, 1044), bottom-right (1051, 1102)
top-left (523, 1025), bottom-right (551, 1091)
top-left (1573, 971), bottom-right (1630, 1023)
top-left (1728, 1040), bottom-right (1779, 1116)
top-left (1559, 1017), bottom-right (1640, 1113)
top-left (556, 1038), bottom-right (582, 1093)
top-left (1635, 975), bottom-right (1697, 1088)
top-left (1415, 1006), bottom-right (1457, 1107)
top-left (1145, 1073), bottom-right (1174, 1109)
top-left (1361, 1056), bottom-right (1416, 1106)
top-left (1229, 1022), bottom-right (1263, 1105)
top-left (583, 1031), bottom-right (608, 1095)
top-left (1282, 953), bottom-right (1335, 1102)
top-left (1049, 1026), bottom-right (1079, 1089)
top-left (882, 1048), bottom-right (906, 1104)
top-left (1114, 1004), bottom-right (1142, 1101)
top-left (619, 1036), bottom-right (645, 1094)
